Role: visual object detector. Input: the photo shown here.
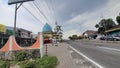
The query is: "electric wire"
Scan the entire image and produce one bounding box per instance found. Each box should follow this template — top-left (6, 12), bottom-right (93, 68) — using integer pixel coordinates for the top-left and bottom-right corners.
top-left (32, 1), bottom-right (50, 23)
top-left (37, 0), bottom-right (51, 22)
top-left (49, 0), bottom-right (57, 22)
top-left (28, 2), bottom-right (47, 22)
top-left (37, 0), bottom-right (53, 24)
top-left (44, 0), bottom-right (54, 23)
top-left (22, 5), bottom-right (44, 25)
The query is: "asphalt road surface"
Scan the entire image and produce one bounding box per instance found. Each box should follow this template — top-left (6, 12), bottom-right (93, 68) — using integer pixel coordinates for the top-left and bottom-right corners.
top-left (66, 40), bottom-right (120, 68)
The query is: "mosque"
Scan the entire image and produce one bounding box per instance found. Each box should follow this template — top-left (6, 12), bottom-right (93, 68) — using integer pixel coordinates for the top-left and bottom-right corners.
top-left (42, 23), bottom-right (63, 43)
top-left (42, 23), bottom-right (53, 39)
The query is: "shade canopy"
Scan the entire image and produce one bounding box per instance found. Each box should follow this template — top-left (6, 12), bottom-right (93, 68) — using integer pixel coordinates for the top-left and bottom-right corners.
top-left (8, 0), bottom-right (34, 5)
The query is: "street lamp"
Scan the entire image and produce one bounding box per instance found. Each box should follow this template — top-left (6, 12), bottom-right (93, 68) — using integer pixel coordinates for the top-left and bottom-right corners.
top-left (8, 0), bottom-right (34, 36)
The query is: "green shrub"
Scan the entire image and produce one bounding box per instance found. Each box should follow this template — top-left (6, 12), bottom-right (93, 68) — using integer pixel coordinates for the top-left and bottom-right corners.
top-left (0, 61), bottom-right (10, 68)
top-left (15, 51), bottom-right (28, 61)
top-left (36, 56), bottom-right (58, 68)
top-left (21, 61), bottom-right (36, 68)
top-left (31, 50), bottom-right (40, 59)
top-left (20, 56), bottom-right (58, 68)
top-left (43, 56), bottom-right (58, 68)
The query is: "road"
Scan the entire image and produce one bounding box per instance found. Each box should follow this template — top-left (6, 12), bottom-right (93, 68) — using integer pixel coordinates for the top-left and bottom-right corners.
top-left (66, 40), bottom-right (120, 68)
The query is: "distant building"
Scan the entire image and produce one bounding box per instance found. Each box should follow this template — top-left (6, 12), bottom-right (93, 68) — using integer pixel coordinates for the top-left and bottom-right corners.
top-left (6, 26), bottom-right (14, 35)
top-left (31, 33), bottom-right (37, 39)
top-left (42, 23), bottom-right (53, 44)
top-left (42, 23), bottom-right (53, 39)
top-left (5, 26), bottom-right (32, 38)
top-left (17, 28), bottom-right (32, 38)
top-left (105, 25), bottom-right (120, 37)
top-left (83, 30), bottom-right (97, 39)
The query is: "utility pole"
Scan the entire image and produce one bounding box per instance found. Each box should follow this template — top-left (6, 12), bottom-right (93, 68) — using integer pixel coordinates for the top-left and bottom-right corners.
top-left (14, 3), bottom-right (23, 36)
top-left (8, 0), bottom-right (34, 36)
top-left (7, 0), bottom-right (34, 60)
top-left (14, 4), bottom-right (17, 36)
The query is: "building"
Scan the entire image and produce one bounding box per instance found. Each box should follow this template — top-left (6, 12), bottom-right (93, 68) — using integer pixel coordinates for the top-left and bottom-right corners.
top-left (5, 26), bottom-right (32, 38)
top-left (17, 28), bottom-right (32, 38)
top-left (105, 25), bottom-right (120, 37)
top-left (42, 23), bottom-right (53, 44)
top-left (6, 26), bottom-right (14, 35)
top-left (42, 23), bottom-right (53, 39)
top-left (83, 30), bottom-right (97, 39)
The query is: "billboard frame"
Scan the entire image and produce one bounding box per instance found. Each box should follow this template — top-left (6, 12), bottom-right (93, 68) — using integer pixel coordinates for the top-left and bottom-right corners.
top-left (8, 0), bottom-right (34, 36)
top-left (8, 0), bottom-right (34, 5)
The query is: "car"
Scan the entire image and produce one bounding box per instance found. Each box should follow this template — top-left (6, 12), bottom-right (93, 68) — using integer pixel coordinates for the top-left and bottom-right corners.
top-left (113, 36), bottom-right (120, 41)
top-left (104, 36), bottom-right (113, 41)
top-left (99, 36), bottom-right (105, 40)
top-left (99, 36), bottom-right (115, 41)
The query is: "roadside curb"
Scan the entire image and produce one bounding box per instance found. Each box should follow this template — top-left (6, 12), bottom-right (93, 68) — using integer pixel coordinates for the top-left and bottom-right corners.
top-left (90, 40), bottom-right (120, 44)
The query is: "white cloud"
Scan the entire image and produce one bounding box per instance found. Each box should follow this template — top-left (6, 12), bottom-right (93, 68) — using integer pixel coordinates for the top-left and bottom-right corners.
top-left (67, 0), bottom-right (120, 24)
top-left (67, 12), bottom-right (97, 24)
top-left (1, 0), bottom-right (120, 38)
top-left (63, 0), bottom-right (120, 39)
top-left (0, 0), bottom-right (54, 34)
top-left (0, 2), bottom-right (14, 26)
top-left (63, 29), bottom-right (82, 39)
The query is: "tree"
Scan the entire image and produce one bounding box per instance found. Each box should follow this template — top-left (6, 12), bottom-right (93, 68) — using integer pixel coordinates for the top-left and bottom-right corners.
top-left (54, 23), bottom-right (63, 40)
top-left (95, 24), bottom-right (99, 28)
top-left (68, 35), bottom-right (78, 40)
top-left (116, 15), bottom-right (120, 25)
top-left (97, 27), bottom-right (105, 34)
top-left (95, 18), bottom-right (116, 34)
top-left (68, 36), bottom-right (73, 40)
top-left (71, 35), bottom-right (78, 40)
top-left (78, 36), bottom-right (84, 39)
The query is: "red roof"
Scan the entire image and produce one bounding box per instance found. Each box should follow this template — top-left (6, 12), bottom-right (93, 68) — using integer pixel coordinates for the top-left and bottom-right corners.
top-left (83, 30), bottom-right (97, 35)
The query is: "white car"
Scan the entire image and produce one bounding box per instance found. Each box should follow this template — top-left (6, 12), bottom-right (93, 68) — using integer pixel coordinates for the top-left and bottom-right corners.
top-left (113, 36), bottom-right (120, 41)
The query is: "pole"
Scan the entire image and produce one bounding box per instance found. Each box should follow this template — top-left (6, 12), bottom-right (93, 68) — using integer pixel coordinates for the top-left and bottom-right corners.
top-left (14, 4), bottom-right (17, 36)
top-left (46, 44), bottom-right (47, 56)
top-left (40, 32), bottom-right (43, 58)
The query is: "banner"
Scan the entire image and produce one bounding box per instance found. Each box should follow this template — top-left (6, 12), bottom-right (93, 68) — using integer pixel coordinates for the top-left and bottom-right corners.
top-left (0, 24), bottom-right (6, 33)
top-left (8, 0), bottom-right (34, 5)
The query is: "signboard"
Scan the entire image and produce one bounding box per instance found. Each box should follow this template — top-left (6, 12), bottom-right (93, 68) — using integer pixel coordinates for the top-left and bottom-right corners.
top-left (8, 0), bottom-right (34, 5)
top-left (44, 38), bottom-right (52, 44)
top-left (6, 29), bottom-right (14, 35)
top-left (0, 24), bottom-right (6, 33)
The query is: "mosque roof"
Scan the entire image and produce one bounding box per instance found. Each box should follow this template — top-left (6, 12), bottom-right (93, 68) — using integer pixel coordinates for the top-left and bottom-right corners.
top-left (42, 23), bottom-right (52, 32)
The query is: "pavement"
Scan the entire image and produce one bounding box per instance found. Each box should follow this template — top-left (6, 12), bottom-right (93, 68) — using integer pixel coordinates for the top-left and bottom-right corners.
top-left (47, 43), bottom-right (77, 68)
top-left (66, 40), bottom-right (120, 68)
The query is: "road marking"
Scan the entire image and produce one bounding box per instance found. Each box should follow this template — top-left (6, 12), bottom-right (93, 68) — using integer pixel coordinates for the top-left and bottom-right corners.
top-left (69, 45), bottom-right (104, 68)
top-left (97, 46), bottom-right (120, 52)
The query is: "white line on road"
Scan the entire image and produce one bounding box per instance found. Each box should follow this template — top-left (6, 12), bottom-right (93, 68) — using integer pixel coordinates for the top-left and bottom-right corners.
top-left (97, 46), bottom-right (120, 52)
top-left (69, 45), bottom-right (104, 68)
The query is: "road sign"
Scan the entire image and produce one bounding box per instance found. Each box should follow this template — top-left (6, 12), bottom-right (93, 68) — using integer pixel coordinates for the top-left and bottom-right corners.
top-left (8, 0), bottom-right (34, 5)
top-left (0, 24), bottom-right (6, 33)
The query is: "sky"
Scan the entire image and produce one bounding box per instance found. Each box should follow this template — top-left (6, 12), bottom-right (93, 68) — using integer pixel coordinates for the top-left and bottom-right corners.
top-left (0, 0), bottom-right (120, 39)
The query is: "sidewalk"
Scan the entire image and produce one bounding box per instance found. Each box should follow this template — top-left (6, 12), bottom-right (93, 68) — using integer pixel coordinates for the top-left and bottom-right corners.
top-left (47, 43), bottom-right (77, 68)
